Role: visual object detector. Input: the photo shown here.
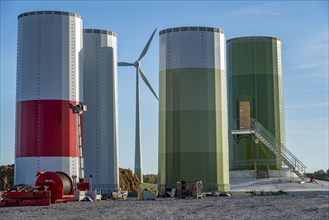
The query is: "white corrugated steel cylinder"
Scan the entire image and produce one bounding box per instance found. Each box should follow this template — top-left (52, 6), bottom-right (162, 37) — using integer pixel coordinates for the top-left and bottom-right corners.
top-left (83, 29), bottom-right (119, 193)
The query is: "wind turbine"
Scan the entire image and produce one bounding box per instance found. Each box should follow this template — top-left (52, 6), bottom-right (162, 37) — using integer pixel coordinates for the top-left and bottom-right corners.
top-left (118, 28), bottom-right (158, 183)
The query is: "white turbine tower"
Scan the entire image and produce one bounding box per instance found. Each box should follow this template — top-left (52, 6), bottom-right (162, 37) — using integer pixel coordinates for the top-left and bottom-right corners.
top-left (118, 28), bottom-right (158, 183)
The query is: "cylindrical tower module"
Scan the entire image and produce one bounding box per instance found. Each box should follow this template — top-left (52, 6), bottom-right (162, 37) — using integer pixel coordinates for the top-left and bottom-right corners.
top-left (15, 11), bottom-right (83, 185)
top-left (83, 29), bottom-right (119, 193)
top-left (227, 36), bottom-right (285, 170)
top-left (159, 27), bottom-right (229, 191)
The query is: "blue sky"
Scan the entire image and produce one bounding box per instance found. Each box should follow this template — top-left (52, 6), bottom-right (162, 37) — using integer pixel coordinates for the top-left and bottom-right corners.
top-left (0, 0), bottom-right (328, 173)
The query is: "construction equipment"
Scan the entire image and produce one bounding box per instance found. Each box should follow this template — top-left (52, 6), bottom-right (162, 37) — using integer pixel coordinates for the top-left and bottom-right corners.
top-left (137, 188), bottom-right (157, 200)
top-left (0, 185), bottom-right (51, 206)
top-left (1, 171), bottom-right (74, 206)
top-left (35, 171), bottom-right (74, 204)
top-left (176, 180), bottom-right (188, 198)
top-left (0, 171), bottom-right (102, 206)
top-left (70, 175), bottom-right (101, 201)
top-left (112, 191), bottom-right (128, 200)
top-left (77, 182), bottom-right (90, 191)
top-left (176, 180), bottom-right (203, 199)
top-left (192, 181), bottom-right (203, 199)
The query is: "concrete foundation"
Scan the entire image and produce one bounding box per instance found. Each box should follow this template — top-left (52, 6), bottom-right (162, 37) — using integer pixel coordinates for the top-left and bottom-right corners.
top-left (230, 169), bottom-right (299, 179)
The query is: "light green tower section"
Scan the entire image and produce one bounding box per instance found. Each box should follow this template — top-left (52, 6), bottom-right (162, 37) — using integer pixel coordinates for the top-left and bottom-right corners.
top-left (159, 27), bottom-right (229, 191)
top-left (227, 37), bottom-right (285, 170)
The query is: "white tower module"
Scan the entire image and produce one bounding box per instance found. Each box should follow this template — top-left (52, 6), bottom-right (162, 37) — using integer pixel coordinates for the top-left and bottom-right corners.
top-left (15, 11), bottom-right (83, 185)
top-left (83, 29), bottom-right (119, 193)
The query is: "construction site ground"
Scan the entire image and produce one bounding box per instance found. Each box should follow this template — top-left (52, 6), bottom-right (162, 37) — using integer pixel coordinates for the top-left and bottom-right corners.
top-left (1, 178), bottom-right (328, 219)
top-left (230, 177), bottom-right (329, 192)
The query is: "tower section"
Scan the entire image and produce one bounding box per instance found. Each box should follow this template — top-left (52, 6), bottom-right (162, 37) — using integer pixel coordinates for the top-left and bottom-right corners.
top-left (227, 37), bottom-right (285, 170)
top-left (83, 29), bottom-right (119, 193)
top-left (15, 11), bottom-right (83, 185)
top-left (159, 27), bottom-right (229, 191)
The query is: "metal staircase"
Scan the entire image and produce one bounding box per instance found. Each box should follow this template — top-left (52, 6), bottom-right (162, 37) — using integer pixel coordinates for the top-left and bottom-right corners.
top-left (232, 118), bottom-right (307, 180)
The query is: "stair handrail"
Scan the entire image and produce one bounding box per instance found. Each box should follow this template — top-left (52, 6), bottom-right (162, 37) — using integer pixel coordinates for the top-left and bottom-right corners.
top-left (252, 118), bottom-right (307, 170)
top-left (250, 118), bottom-right (307, 176)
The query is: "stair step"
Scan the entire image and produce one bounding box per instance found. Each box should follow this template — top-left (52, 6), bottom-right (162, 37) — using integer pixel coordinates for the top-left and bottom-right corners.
top-left (251, 119), bottom-right (307, 181)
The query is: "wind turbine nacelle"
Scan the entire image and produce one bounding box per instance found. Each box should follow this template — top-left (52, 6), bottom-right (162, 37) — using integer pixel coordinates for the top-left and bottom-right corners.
top-left (134, 61), bottom-right (141, 68)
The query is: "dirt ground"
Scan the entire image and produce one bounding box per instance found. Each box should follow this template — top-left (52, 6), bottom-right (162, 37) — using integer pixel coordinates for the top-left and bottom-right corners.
top-left (1, 191), bottom-right (328, 220)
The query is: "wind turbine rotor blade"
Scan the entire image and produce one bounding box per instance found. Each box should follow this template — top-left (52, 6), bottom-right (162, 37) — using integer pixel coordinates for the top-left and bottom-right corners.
top-left (137, 28), bottom-right (157, 62)
top-left (118, 62), bottom-right (134, 66)
top-left (138, 68), bottom-right (159, 101)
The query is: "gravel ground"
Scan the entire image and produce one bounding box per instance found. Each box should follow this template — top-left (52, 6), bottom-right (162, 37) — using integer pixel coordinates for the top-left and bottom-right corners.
top-left (1, 191), bottom-right (328, 220)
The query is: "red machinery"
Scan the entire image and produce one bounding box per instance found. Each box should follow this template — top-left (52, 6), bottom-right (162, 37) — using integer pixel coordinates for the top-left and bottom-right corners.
top-left (35, 171), bottom-right (74, 204)
top-left (77, 182), bottom-right (90, 191)
top-left (0, 188), bottom-right (51, 206)
top-left (1, 171), bottom-right (75, 206)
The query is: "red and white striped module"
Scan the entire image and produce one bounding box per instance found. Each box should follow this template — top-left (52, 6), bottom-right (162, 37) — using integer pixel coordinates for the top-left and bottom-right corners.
top-left (15, 11), bottom-right (83, 185)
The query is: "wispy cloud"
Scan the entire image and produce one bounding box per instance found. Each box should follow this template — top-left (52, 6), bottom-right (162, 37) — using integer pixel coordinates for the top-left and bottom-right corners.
top-left (285, 102), bottom-right (328, 109)
top-left (284, 31), bottom-right (328, 81)
top-left (285, 71), bottom-right (328, 80)
top-left (285, 31), bottom-right (329, 61)
top-left (229, 3), bottom-right (283, 17)
top-left (298, 61), bottom-right (329, 69)
top-left (285, 87), bottom-right (328, 94)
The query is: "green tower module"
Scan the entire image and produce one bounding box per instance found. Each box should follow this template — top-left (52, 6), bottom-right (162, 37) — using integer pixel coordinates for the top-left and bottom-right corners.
top-left (227, 37), bottom-right (285, 170)
top-left (158, 27), bottom-right (229, 192)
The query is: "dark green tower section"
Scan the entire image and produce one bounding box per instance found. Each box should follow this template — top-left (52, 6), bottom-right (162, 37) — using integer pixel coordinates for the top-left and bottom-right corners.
top-left (227, 37), bottom-right (285, 170)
